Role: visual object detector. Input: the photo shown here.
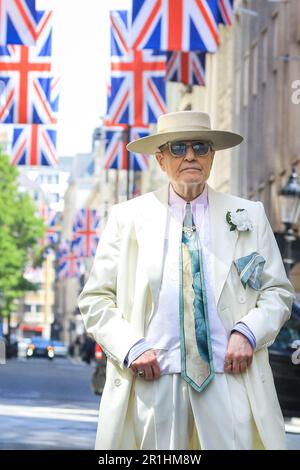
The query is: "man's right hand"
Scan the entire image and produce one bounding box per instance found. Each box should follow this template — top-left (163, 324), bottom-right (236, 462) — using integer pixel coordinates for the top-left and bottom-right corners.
top-left (130, 350), bottom-right (161, 380)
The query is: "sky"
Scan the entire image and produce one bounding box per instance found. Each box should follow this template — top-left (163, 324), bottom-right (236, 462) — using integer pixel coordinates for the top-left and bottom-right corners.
top-left (50, 0), bottom-right (131, 157)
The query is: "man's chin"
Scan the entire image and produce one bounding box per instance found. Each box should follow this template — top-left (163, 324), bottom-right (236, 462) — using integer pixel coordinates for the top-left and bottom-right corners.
top-left (180, 177), bottom-right (204, 185)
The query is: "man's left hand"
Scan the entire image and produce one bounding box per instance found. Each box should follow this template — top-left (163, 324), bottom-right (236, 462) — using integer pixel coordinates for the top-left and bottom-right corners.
top-left (224, 331), bottom-right (254, 374)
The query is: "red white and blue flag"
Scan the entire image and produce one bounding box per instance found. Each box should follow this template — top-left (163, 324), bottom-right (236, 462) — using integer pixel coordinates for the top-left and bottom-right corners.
top-left (103, 124), bottom-right (150, 170)
top-left (129, 126), bottom-right (150, 170)
top-left (130, 0), bottom-right (219, 52)
top-left (72, 209), bottom-right (100, 258)
top-left (11, 124), bottom-right (58, 166)
top-left (0, 0), bottom-right (49, 46)
top-left (107, 10), bottom-right (166, 126)
top-left (103, 124), bottom-right (127, 170)
top-left (0, 10), bottom-right (59, 124)
top-left (166, 51), bottom-right (205, 86)
top-left (57, 240), bottom-right (81, 280)
top-left (217, 0), bottom-right (234, 26)
top-left (40, 207), bottom-right (60, 246)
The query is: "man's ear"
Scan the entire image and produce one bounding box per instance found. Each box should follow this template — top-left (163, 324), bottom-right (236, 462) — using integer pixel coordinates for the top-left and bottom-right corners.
top-left (155, 152), bottom-right (165, 171)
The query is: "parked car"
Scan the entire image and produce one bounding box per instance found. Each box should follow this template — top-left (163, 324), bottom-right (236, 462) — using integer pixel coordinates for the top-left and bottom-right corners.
top-left (269, 302), bottom-right (300, 417)
top-left (26, 337), bottom-right (55, 360)
top-left (52, 340), bottom-right (68, 358)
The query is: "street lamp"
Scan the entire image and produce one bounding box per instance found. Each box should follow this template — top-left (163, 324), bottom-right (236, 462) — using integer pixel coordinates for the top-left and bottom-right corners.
top-left (279, 167), bottom-right (300, 276)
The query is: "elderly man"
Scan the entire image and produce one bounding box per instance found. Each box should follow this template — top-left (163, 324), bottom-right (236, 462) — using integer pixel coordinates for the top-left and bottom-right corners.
top-left (78, 111), bottom-right (294, 450)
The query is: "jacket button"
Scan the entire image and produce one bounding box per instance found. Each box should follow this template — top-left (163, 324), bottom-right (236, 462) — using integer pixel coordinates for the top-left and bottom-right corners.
top-left (114, 379), bottom-right (121, 387)
top-left (238, 295), bottom-right (246, 303)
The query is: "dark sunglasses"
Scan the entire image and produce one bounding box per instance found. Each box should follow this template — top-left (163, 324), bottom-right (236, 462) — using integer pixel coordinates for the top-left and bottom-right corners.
top-left (159, 141), bottom-right (212, 157)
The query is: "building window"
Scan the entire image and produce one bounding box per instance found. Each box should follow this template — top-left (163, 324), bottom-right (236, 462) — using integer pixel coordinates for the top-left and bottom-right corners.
top-left (262, 29), bottom-right (268, 85)
top-left (24, 304), bottom-right (32, 312)
top-left (243, 54), bottom-right (249, 107)
top-left (36, 305), bottom-right (43, 313)
top-left (251, 44), bottom-right (258, 96)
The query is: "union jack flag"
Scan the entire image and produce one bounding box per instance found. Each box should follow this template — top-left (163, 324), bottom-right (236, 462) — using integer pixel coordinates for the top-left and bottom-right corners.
top-left (103, 124), bottom-right (127, 170)
top-left (40, 206), bottom-right (60, 246)
top-left (57, 240), bottom-right (81, 280)
top-left (129, 126), bottom-right (150, 170)
top-left (0, 10), bottom-right (59, 124)
top-left (11, 124), bottom-right (58, 166)
top-left (217, 0), bottom-right (234, 26)
top-left (103, 124), bottom-right (150, 170)
top-left (0, 0), bottom-right (41, 46)
top-left (72, 209), bottom-right (100, 258)
top-left (130, 0), bottom-right (219, 52)
top-left (107, 10), bottom-right (166, 126)
top-left (166, 51), bottom-right (205, 86)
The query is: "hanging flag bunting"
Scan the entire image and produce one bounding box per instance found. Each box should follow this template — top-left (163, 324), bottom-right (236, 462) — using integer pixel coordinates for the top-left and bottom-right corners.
top-left (103, 124), bottom-right (150, 170)
top-left (217, 0), bottom-right (234, 26)
top-left (40, 206), bottom-right (60, 246)
top-left (0, 10), bottom-right (58, 124)
top-left (72, 209), bottom-right (100, 258)
top-left (11, 124), bottom-right (58, 166)
top-left (129, 126), bottom-right (150, 171)
top-left (103, 124), bottom-right (127, 170)
top-left (0, 0), bottom-right (43, 46)
top-left (166, 51), bottom-right (205, 86)
top-left (107, 10), bottom-right (166, 126)
top-left (57, 240), bottom-right (81, 280)
top-left (130, 0), bottom-right (219, 52)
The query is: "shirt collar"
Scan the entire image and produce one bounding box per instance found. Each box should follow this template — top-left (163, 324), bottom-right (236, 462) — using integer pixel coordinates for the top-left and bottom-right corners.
top-left (168, 183), bottom-right (208, 210)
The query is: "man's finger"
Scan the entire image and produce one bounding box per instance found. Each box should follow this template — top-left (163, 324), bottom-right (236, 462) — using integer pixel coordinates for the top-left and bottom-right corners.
top-left (151, 361), bottom-right (161, 379)
top-left (238, 361), bottom-right (247, 374)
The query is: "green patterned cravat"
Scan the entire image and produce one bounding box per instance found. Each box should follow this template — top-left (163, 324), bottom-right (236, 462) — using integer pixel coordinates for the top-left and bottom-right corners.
top-left (179, 202), bottom-right (215, 392)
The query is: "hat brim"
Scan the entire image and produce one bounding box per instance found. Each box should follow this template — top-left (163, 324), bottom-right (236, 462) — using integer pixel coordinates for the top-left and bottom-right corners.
top-left (127, 130), bottom-right (243, 154)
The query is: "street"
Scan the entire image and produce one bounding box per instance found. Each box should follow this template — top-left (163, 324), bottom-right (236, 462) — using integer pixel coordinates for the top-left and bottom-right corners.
top-left (0, 357), bottom-right (300, 450)
top-left (0, 357), bottom-right (99, 450)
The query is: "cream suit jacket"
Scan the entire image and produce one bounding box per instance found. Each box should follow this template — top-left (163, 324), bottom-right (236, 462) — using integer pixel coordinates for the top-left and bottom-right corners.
top-left (78, 184), bottom-right (294, 450)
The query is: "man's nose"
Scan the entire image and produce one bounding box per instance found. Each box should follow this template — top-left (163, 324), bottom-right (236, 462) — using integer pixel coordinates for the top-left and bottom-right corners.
top-left (184, 145), bottom-right (197, 160)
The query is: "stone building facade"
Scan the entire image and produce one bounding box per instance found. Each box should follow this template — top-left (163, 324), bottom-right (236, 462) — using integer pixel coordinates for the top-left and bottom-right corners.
top-left (232, 0), bottom-right (300, 289)
top-left (232, 0), bottom-right (300, 227)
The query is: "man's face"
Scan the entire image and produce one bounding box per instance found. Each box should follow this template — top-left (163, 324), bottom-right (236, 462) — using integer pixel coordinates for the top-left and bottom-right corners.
top-left (155, 140), bottom-right (215, 188)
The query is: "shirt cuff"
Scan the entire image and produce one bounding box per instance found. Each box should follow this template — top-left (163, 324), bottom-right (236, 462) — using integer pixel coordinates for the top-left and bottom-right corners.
top-left (124, 339), bottom-right (152, 367)
top-left (231, 322), bottom-right (256, 349)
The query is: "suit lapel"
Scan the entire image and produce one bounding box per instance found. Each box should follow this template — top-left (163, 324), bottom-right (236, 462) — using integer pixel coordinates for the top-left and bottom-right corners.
top-left (208, 186), bottom-right (239, 307)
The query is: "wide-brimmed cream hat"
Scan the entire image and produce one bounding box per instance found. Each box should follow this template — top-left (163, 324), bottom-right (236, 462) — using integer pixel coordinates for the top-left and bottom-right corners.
top-left (126, 111), bottom-right (243, 154)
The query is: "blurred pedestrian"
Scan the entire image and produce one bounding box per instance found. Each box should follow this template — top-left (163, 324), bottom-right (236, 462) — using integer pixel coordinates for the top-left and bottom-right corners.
top-left (81, 334), bottom-right (95, 364)
top-left (78, 111), bottom-right (294, 450)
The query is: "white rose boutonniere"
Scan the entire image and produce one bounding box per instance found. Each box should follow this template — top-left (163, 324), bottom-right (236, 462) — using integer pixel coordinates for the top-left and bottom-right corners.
top-left (226, 209), bottom-right (253, 232)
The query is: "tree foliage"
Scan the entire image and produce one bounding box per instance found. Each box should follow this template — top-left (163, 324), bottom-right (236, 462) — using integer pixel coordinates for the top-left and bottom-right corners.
top-left (0, 151), bottom-right (45, 317)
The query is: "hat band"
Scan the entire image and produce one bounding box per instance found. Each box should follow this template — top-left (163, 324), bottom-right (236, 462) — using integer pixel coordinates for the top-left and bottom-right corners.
top-left (158, 124), bottom-right (211, 133)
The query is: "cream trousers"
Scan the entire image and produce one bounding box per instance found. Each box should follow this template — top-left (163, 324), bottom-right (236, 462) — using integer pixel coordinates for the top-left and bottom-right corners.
top-left (130, 373), bottom-right (259, 450)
